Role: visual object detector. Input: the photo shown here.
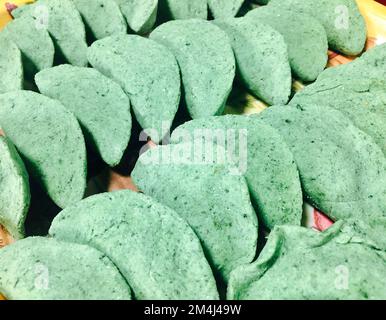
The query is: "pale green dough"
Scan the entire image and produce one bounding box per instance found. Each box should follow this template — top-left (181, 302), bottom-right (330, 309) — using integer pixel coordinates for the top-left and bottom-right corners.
top-left (50, 190), bottom-right (219, 300)
top-left (132, 143), bottom-right (258, 282)
top-left (170, 115), bottom-right (303, 229)
top-left (0, 237), bottom-right (132, 300)
top-left (258, 104), bottom-right (386, 224)
top-left (0, 15), bottom-right (54, 75)
top-left (72, 0), bottom-right (127, 39)
top-left (214, 18), bottom-right (291, 105)
top-left (14, 0), bottom-right (88, 66)
top-left (0, 38), bottom-right (23, 94)
top-left (88, 35), bottom-right (180, 143)
top-left (0, 137), bottom-right (30, 240)
top-left (159, 0), bottom-right (207, 20)
top-left (150, 19), bottom-right (235, 119)
top-left (113, 0), bottom-right (157, 34)
top-left (36, 65), bottom-right (132, 167)
top-left (228, 221), bottom-right (386, 300)
top-left (208, 0), bottom-right (245, 18)
top-left (0, 91), bottom-right (87, 209)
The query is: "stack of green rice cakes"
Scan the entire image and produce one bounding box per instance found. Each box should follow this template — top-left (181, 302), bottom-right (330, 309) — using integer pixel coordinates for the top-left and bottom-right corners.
top-left (1, 0), bottom-right (386, 300)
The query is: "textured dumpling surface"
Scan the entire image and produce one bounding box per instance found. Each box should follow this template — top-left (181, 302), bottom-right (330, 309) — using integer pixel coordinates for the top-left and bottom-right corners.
top-left (158, 0), bottom-right (207, 20)
top-left (258, 104), bottom-right (386, 223)
top-left (0, 91), bottom-right (87, 209)
top-left (49, 190), bottom-right (219, 300)
top-left (268, 0), bottom-right (366, 55)
top-left (0, 137), bottom-right (30, 240)
top-left (36, 65), bottom-right (132, 167)
top-left (214, 18), bottom-right (291, 105)
top-left (151, 19), bottom-right (235, 119)
top-left (132, 143), bottom-right (258, 282)
top-left (14, 0), bottom-right (88, 66)
top-left (228, 221), bottom-right (386, 300)
top-left (73, 0), bottom-right (127, 39)
top-left (88, 35), bottom-right (180, 143)
top-left (208, 0), bottom-right (245, 19)
top-left (0, 237), bottom-right (132, 300)
top-left (113, 0), bottom-right (157, 34)
top-left (170, 115), bottom-right (303, 229)
top-left (0, 37), bottom-right (23, 94)
top-left (0, 15), bottom-right (54, 75)
top-left (246, 7), bottom-right (328, 82)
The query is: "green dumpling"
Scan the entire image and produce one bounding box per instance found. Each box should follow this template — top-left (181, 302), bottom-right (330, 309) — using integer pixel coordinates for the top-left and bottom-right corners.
top-left (158, 0), bottom-right (207, 20)
top-left (132, 143), bottom-right (258, 282)
top-left (0, 136), bottom-right (30, 240)
top-left (268, 0), bottom-right (366, 55)
top-left (0, 237), bottom-right (132, 300)
top-left (72, 0), bottom-right (127, 39)
top-left (214, 17), bottom-right (291, 105)
top-left (35, 65), bottom-right (132, 167)
top-left (258, 104), bottom-right (386, 224)
top-left (228, 221), bottom-right (386, 300)
top-left (88, 35), bottom-right (180, 143)
top-left (0, 15), bottom-right (54, 76)
top-left (170, 115), bottom-right (303, 229)
top-left (13, 0), bottom-right (88, 66)
top-left (246, 7), bottom-right (328, 82)
top-left (49, 190), bottom-right (219, 300)
top-left (208, 0), bottom-right (245, 19)
top-left (150, 19), bottom-right (235, 119)
top-left (0, 91), bottom-right (87, 209)
top-left (113, 0), bottom-right (157, 34)
top-left (0, 37), bottom-right (23, 94)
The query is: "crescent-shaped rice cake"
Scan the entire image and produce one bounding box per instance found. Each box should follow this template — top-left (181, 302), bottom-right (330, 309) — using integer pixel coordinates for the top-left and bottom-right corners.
top-left (208, 0), bottom-right (245, 19)
top-left (0, 38), bottom-right (23, 94)
top-left (158, 0), bottom-right (207, 20)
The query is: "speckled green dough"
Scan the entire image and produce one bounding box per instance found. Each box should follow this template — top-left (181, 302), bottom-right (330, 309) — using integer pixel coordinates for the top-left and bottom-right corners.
top-left (0, 91), bottom-right (87, 209)
top-left (35, 65), bottom-right (132, 167)
top-left (228, 221), bottom-right (386, 300)
top-left (113, 0), bottom-right (157, 34)
top-left (150, 20), bottom-right (235, 119)
top-left (0, 38), bottom-right (23, 94)
top-left (208, 0), bottom-right (245, 18)
top-left (0, 237), bottom-right (132, 300)
top-left (170, 115), bottom-right (302, 230)
top-left (292, 78), bottom-right (386, 156)
top-left (158, 0), bottom-right (207, 20)
top-left (268, 0), bottom-right (366, 55)
top-left (72, 0), bottom-right (127, 39)
top-left (50, 190), bottom-right (219, 300)
top-left (88, 35), bottom-right (180, 143)
top-left (246, 7), bottom-right (328, 82)
top-left (132, 143), bottom-right (258, 282)
top-left (258, 104), bottom-right (386, 223)
top-left (0, 137), bottom-right (30, 240)
top-left (213, 18), bottom-right (291, 105)
top-left (14, 0), bottom-right (88, 66)
top-left (0, 15), bottom-right (54, 75)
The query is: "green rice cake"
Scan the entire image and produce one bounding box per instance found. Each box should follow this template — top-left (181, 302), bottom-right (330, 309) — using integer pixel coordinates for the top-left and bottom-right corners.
top-left (0, 38), bottom-right (23, 94)
top-left (35, 65), bottom-right (132, 167)
top-left (113, 0), bottom-right (157, 34)
top-left (258, 104), bottom-right (386, 223)
top-left (150, 19), bottom-right (235, 119)
top-left (228, 221), bottom-right (386, 300)
top-left (14, 0), bottom-right (88, 66)
top-left (170, 115), bottom-right (303, 229)
top-left (0, 237), bottom-right (132, 300)
top-left (246, 7), bottom-right (328, 82)
top-left (73, 0), bottom-right (127, 39)
top-left (88, 35), bottom-right (180, 143)
top-left (158, 0), bottom-right (207, 20)
top-left (0, 15), bottom-right (54, 75)
top-left (49, 190), bottom-right (219, 300)
top-left (0, 137), bottom-right (30, 240)
top-left (208, 0), bottom-right (245, 19)
top-left (132, 143), bottom-right (258, 282)
top-left (213, 18), bottom-right (291, 105)
top-left (0, 91), bottom-right (87, 209)
top-left (268, 0), bottom-right (366, 55)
